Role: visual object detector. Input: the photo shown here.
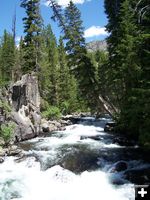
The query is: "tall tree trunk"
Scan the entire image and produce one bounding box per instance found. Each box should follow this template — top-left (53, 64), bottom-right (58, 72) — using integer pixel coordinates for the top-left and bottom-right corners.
top-left (98, 95), bottom-right (119, 117)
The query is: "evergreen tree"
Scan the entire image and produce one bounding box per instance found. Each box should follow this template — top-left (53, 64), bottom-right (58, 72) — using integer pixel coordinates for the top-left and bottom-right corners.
top-left (57, 36), bottom-right (79, 114)
top-left (105, 0), bottom-right (150, 146)
top-left (49, 0), bottom-right (98, 111)
top-left (57, 37), bottom-right (70, 103)
top-left (64, 1), bottom-right (86, 68)
top-left (39, 25), bottom-right (59, 106)
top-left (0, 30), bottom-right (15, 85)
top-left (114, 0), bottom-right (140, 133)
top-left (21, 0), bottom-right (43, 72)
top-left (63, 1), bottom-right (98, 109)
top-left (133, 0), bottom-right (150, 145)
top-left (13, 36), bottom-right (25, 81)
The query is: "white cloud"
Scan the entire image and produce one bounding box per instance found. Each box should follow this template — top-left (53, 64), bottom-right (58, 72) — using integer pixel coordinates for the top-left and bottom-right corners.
top-left (43, 0), bottom-right (91, 7)
top-left (84, 26), bottom-right (108, 38)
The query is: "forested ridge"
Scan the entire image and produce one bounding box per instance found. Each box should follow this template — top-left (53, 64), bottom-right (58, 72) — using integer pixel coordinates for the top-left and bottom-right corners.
top-left (0, 0), bottom-right (150, 148)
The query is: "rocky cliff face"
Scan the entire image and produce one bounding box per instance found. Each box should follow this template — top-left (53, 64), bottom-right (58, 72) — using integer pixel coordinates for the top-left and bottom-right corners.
top-left (10, 73), bottom-right (41, 141)
top-left (86, 40), bottom-right (107, 52)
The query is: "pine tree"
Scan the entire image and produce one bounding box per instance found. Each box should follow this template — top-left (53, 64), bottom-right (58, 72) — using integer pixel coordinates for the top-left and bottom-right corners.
top-left (57, 36), bottom-right (79, 114)
top-left (133, 0), bottom-right (150, 146)
top-left (49, 0), bottom-right (98, 111)
top-left (64, 1), bottom-right (86, 68)
top-left (39, 25), bottom-right (59, 106)
top-left (57, 37), bottom-right (70, 103)
top-left (63, 1), bottom-right (98, 109)
top-left (13, 36), bottom-right (25, 81)
top-left (21, 0), bottom-right (43, 72)
top-left (0, 30), bottom-right (15, 85)
top-left (104, 0), bottom-right (150, 146)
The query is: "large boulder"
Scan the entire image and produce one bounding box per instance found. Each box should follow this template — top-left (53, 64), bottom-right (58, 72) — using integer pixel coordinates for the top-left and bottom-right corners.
top-left (40, 119), bottom-right (67, 133)
top-left (10, 73), bottom-right (41, 141)
top-left (11, 73), bottom-right (40, 111)
top-left (109, 161), bottom-right (128, 173)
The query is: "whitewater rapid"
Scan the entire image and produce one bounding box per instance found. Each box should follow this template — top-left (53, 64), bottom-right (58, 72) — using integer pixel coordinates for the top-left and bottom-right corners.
top-left (0, 119), bottom-right (139, 200)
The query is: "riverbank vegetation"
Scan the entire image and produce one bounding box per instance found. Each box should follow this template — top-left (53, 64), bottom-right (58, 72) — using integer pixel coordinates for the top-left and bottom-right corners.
top-left (0, 0), bottom-right (149, 148)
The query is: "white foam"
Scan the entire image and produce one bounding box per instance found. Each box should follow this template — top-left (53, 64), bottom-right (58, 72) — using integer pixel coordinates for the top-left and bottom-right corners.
top-left (0, 124), bottom-right (135, 200)
top-left (0, 159), bottom-right (134, 200)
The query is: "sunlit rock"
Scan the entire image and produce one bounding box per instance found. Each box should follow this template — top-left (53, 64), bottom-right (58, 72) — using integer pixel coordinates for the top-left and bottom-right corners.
top-left (11, 73), bottom-right (41, 141)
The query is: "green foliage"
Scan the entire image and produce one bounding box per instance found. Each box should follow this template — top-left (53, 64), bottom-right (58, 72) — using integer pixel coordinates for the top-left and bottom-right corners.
top-left (104, 0), bottom-right (150, 147)
top-left (20, 0), bottom-right (43, 72)
top-left (64, 1), bottom-right (86, 66)
top-left (42, 106), bottom-right (61, 120)
top-left (39, 25), bottom-right (59, 105)
top-left (59, 101), bottom-right (70, 115)
top-left (63, 2), bottom-right (98, 109)
top-left (0, 122), bottom-right (15, 144)
top-left (49, 1), bottom-right (98, 110)
top-left (0, 100), bottom-right (12, 115)
top-left (40, 98), bottom-right (50, 112)
top-left (0, 30), bottom-right (15, 84)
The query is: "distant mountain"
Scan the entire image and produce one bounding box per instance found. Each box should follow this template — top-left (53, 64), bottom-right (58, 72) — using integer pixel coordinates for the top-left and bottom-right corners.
top-left (86, 40), bottom-right (107, 52)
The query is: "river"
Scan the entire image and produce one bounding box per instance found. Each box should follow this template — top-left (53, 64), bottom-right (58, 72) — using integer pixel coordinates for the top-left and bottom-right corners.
top-left (0, 117), bottom-right (150, 200)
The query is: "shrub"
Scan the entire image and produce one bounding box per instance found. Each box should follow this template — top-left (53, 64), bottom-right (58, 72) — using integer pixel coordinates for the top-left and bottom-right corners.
top-left (0, 122), bottom-right (15, 144)
top-left (42, 106), bottom-right (61, 120)
top-left (40, 98), bottom-right (50, 112)
top-left (60, 101), bottom-right (70, 115)
top-left (0, 100), bottom-right (12, 114)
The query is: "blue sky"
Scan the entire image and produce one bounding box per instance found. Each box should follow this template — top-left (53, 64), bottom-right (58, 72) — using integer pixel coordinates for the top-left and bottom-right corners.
top-left (0, 0), bottom-right (108, 43)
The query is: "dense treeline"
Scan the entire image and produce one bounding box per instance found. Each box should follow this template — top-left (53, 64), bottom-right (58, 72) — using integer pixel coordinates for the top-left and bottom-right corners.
top-left (0, 0), bottom-right (103, 115)
top-left (0, 0), bottom-right (149, 147)
top-left (104, 0), bottom-right (150, 147)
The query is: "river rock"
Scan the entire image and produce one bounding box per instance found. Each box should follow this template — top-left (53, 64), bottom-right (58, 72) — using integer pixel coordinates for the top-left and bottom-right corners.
top-left (41, 120), bottom-right (50, 132)
top-left (6, 145), bottom-right (22, 156)
top-left (41, 120), bottom-right (57, 132)
top-left (109, 161), bottom-right (128, 173)
top-left (60, 144), bottom-right (99, 173)
top-left (113, 137), bottom-right (135, 146)
top-left (0, 148), bottom-right (5, 157)
top-left (104, 121), bottom-right (116, 132)
top-left (59, 119), bottom-right (72, 126)
top-left (41, 119), bottom-right (68, 133)
top-left (0, 157), bottom-right (4, 163)
top-left (80, 135), bottom-right (102, 141)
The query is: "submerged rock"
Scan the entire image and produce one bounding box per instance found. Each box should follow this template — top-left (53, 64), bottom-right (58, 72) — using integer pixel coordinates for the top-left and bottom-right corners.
top-left (113, 137), bottom-right (136, 146)
top-left (59, 144), bottom-right (99, 173)
top-left (0, 157), bottom-right (4, 163)
top-left (104, 121), bottom-right (116, 132)
top-left (80, 135), bottom-right (102, 141)
top-left (109, 161), bottom-right (128, 173)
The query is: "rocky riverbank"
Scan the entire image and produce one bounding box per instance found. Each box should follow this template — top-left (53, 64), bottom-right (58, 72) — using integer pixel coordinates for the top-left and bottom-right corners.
top-left (0, 119), bottom-right (73, 164)
top-left (0, 73), bottom-right (89, 144)
top-left (0, 73), bottom-right (77, 162)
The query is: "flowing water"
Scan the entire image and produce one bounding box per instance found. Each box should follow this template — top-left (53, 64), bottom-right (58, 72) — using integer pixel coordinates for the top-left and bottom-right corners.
top-left (0, 117), bottom-right (150, 200)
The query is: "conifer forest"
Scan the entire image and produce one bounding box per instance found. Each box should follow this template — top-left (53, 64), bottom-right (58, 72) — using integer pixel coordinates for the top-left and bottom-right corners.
top-left (0, 1), bottom-right (150, 200)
